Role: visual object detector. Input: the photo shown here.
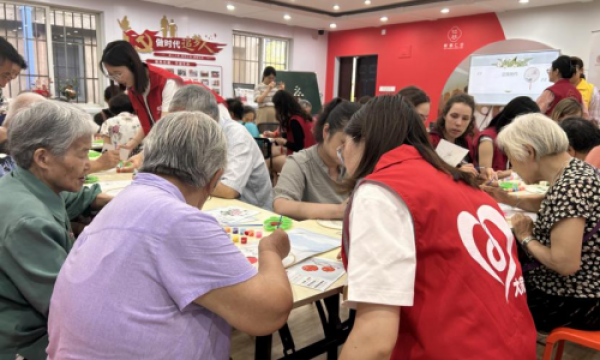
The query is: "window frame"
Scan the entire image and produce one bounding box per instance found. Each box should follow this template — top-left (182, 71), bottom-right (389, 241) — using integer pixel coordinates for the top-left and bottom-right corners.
top-left (232, 30), bottom-right (292, 86)
top-left (0, 0), bottom-right (103, 105)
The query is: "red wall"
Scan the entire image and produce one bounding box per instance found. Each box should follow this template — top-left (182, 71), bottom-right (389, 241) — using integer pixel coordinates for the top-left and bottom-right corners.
top-left (326, 13), bottom-right (506, 118)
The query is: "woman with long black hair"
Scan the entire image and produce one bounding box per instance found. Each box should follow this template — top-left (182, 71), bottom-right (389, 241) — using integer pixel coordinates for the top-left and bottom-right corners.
top-left (100, 40), bottom-right (184, 157)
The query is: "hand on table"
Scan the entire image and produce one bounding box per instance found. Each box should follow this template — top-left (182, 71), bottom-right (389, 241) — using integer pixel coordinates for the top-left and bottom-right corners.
top-left (263, 131), bottom-right (277, 139)
top-left (511, 213), bottom-right (534, 242)
top-left (259, 229), bottom-right (291, 259)
top-left (459, 163), bottom-right (479, 177)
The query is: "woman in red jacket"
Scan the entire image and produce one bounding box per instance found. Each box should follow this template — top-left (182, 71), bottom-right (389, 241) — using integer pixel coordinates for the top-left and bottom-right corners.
top-left (536, 55), bottom-right (583, 116)
top-left (337, 94), bottom-right (536, 360)
top-left (100, 41), bottom-right (183, 162)
top-left (264, 90), bottom-right (316, 173)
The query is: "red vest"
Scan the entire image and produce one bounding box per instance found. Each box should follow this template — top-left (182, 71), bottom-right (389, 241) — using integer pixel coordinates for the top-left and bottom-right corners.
top-left (128, 64), bottom-right (183, 134)
top-left (474, 128), bottom-right (509, 171)
top-left (342, 145), bottom-right (536, 360)
top-left (545, 78), bottom-right (583, 115)
top-left (286, 115), bottom-right (316, 155)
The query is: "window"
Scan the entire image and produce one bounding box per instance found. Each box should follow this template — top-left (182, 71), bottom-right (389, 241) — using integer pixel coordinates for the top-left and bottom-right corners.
top-left (233, 32), bottom-right (290, 86)
top-left (0, 1), bottom-right (101, 104)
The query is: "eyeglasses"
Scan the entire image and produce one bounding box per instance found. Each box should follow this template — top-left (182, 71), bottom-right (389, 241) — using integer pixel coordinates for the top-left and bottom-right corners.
top-left (336, 145), bottom-right (345, 166)
top-left (106, 72), bottom-right (123, 81)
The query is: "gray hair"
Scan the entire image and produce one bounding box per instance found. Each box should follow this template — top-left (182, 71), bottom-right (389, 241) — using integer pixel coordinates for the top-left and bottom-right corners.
top-left (299, 99), bottom-right (312, 109)
top-left (497, 113), bottom-right (569, 162)
top-left (8, 101), bottom-right (98, 169)
top-left (5, 92), bottom-right (46, 127)
top-left (140, 111), bottom-right (227, 189)
top-left (168, 85), bottom-right (219, 120)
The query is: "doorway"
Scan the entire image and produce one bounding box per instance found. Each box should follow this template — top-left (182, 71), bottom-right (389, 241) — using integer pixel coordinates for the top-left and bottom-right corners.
top-left (337, 55), bottom-right (378, 102)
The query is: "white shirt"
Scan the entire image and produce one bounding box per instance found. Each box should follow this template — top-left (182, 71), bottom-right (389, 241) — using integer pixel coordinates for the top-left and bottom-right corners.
top-left (218, 105), bottom-right (274, 210)
top-left (346, 183), bottom-right (416, 309)
top-left (142, 79), bottom-right (180, 123)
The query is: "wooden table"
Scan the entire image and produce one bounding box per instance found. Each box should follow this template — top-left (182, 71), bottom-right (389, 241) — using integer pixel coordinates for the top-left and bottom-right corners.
top-left (92, 172), bottom-right (350, 360)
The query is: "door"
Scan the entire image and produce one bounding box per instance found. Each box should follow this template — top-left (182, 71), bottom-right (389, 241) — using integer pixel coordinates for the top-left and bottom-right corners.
top-left (337, 56), bottom-right (354, 101)
top-left (354, 55), bottom-right (378, 100)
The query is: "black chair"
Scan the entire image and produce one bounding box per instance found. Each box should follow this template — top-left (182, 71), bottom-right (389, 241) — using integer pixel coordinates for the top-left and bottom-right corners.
top-left (258, 122), bottom-right (280, 134)
top-left (255, 138), bottom-right (275, 182)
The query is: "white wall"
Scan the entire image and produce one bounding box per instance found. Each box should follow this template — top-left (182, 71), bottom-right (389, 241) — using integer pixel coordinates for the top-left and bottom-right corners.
top-left (32, 0), bottom-right (328, 99)
top-left (498, 0), bottom-right (600, 72)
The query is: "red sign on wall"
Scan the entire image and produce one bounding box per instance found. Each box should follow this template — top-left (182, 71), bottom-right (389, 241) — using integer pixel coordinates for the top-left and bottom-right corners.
top-left (125, 29), bottom-right (226, 56)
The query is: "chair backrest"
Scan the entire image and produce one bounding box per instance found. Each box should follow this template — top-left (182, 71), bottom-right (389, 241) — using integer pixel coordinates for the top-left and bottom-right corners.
top-left (255, 138), bottom-right (272, 160)
top-left (258, 122), bottom-right (280, 134)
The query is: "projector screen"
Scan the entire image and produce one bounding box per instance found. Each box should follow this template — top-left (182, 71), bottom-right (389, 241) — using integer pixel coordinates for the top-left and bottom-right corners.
top-left (468, 50), bottom-right (561, 105)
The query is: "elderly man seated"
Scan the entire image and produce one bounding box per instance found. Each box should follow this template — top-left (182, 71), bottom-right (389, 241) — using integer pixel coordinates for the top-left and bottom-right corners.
top-left (168, 85), bottom-right (273, 210)
top-left (0, 101), bottom-right (112, 360)
top-left (47, 112), bottom-right (292, 359)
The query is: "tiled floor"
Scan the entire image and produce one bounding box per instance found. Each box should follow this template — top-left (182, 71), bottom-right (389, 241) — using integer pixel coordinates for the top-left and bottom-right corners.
top-left (230, 304), bottom-right (600, 360)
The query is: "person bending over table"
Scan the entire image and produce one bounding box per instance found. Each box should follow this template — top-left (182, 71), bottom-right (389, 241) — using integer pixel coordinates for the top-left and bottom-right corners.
top-left (483, 113), bottom-right (600, 332)
top-left (46, 112), bottom-right (293, 360)
top-left (264, 90), bottom-right (316, 174)
top-left (337, 94), bottom-right (536, 360)
top-left (100, 40), bottom-right (183, 167)
top-left (474, 96), bottom-right (539, 178)
top-left (550, 97), bottom-right (584, 122)
top-left (397, 86), bottom-right (431, 123)
top-left (273, 98), bottom-right (360, 220)
top-left (0, 101), bottom-right (112, 360)
top-left (169, 85), bottom-right (273, 210)
top-left (559, 117), bottom-right (600, 162)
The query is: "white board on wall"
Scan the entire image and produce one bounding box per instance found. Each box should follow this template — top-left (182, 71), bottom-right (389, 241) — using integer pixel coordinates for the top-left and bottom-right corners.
top-left (468, 50), bottom-right (560, 105)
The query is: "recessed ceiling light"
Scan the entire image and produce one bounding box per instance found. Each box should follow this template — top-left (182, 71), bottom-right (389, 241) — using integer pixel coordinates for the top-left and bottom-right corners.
top-left (226, 4), bottom-right (235, 11)
top-left (283, 14), bottom-right (292, 20)
top-left (364, 0), bottom-right (371, 4)
top-left (519, 0), bottom-right (529, 3)
top-left (441, 8), bottom-right (450, 13)
top-left (380, 16), bottom-right (388, 22)
top-left (330, 23), bottom-right (337, 29)
top-left (333, 4), bottom-right (340, 10)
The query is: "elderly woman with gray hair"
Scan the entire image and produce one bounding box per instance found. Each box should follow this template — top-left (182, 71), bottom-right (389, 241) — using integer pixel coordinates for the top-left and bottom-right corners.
top-left (483, 113), bottom-right (600, 332)
top-left (47, 112), bottom-right (293, 360)
top-left (0, 101), bottom-right (111, 360)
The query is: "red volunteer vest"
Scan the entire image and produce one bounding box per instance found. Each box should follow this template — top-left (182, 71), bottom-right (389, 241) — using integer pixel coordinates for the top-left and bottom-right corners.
top-left (342, 145), bottom-right (536, 360)
top-left (128, 64), bottom-right (183, 134)
top-left (286, 115), bottom-right (316, 155)
top-left (473, 128), bottom-right (509, 171)
top-left (545, 78), bottom-right (583, 115)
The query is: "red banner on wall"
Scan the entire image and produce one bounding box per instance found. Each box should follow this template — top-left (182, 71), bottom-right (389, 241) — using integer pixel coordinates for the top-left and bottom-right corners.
top-left (124, 29), bottom-right (226, 56)
top-left (146, 59), bottom-right (198, 67)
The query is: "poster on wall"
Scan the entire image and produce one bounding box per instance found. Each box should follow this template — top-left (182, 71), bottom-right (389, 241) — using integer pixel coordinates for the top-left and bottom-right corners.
top-left (117, 16), bottom-right (226, 96)
top-left (468, 50), bottom-right (560, 105)
top-left (589, 31), bottom-right (600, 89)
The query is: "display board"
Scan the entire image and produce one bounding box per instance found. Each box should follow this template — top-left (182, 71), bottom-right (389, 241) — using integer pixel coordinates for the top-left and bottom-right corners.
top-left (468, 50), bottom-right (560, 105)
top-left (276, 71), bottom-right (322, 114)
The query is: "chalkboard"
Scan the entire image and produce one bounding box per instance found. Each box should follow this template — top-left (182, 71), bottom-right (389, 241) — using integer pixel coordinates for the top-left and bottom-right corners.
top-left (276, 71), bottom-right (322, 115)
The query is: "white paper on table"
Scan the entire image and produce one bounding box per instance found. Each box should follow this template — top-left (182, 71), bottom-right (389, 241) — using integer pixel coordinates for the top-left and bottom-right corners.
top-left (236, 229), bottom-right (340, 269)
top-left (498, 203), bottom-right (538, 226)
top-left (287, 258), bottom-right (345, 292)
top-left (435, 139), bottom-right (470, 167)
top-left (204, 206), bottom-right (260, 225)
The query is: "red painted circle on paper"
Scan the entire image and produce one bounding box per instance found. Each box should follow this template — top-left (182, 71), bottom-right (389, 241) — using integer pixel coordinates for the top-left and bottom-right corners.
top-left (247, 257), bottom-right (258, 264)
top-left (321, 266), bottom-right (336, 272)
top-left (302, 265), bottom-right (319, 272)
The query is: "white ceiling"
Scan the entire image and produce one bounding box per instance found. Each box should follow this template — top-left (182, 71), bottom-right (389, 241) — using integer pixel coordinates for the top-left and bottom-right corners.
top-left (140, 0), bottom-right (596, 31)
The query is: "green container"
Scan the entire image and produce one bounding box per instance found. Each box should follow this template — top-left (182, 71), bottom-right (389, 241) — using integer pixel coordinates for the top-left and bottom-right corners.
top-left (263, 216), bottom-right (293, 231)
top-left (500, 181), bottom-right (517, 191)
top-left (88, 150), bottom-right (101, 159)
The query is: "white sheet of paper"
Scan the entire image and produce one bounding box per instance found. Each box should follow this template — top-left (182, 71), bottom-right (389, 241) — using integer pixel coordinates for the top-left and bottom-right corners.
top-left (287, 258), bottom-right (345, 292)
top-left (435, 139), bottom-right (470, 167)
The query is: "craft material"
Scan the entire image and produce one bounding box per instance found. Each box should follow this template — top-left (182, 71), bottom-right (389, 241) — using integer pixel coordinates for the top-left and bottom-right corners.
top-left (263, 216), bottom-right (293, 231)
top-left (241, 236), bottom-right (248, 245)
top-left (287, 258), bottom-right (345, 292)
top-left (205, 206), bottom-right (260, 225)
top-left (225, 227), bottom-right (231, 233)
top-left (232, 235), bottom-right (239, 243)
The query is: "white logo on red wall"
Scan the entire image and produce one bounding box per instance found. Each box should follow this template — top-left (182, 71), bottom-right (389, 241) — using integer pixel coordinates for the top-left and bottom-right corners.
top-left (457, 205), bottom-right (524, 302)
top-left (444, 26), bottom-right (464, 50)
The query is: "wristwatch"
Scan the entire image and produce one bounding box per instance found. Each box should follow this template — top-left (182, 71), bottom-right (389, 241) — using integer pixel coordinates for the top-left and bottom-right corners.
top-left (521, 236), bottom-right (534, 258)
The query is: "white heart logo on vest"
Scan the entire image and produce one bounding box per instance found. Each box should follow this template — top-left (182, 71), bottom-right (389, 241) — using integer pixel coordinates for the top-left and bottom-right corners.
top-left (457, 205), bottom-right (517, 302)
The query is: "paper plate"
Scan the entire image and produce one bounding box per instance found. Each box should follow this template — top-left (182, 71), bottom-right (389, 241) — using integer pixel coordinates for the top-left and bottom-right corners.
top-left (317, 220), bottom-right (343, 230)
